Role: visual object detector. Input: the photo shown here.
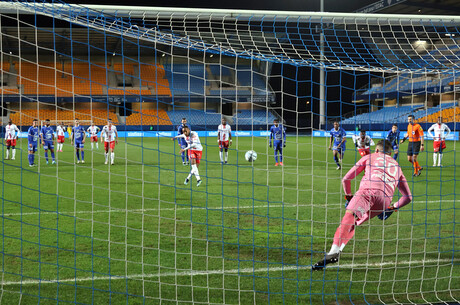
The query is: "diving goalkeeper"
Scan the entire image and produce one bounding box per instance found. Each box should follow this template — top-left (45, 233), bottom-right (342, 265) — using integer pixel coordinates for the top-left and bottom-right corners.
top-left (313, 140), bottom-right (412, 270)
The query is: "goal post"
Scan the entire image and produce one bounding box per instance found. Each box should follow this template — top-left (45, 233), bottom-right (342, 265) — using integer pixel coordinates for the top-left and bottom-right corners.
top-left (0, 2), bottom-right (459, 304)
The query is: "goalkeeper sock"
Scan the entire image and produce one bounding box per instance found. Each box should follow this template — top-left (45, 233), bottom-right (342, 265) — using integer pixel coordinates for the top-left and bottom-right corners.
top-left (331, 212), bottom-right (355, 254)
top-left (219, 151), bottom-right (223, 162)
top-left (44, 151), bottom-right (48, 162)
top-left (393, 152), bottom-right (398, 160)
top-left (191, 164), bottom-right (201, 181)
top-left (225, 151), bottom-right (228, 162)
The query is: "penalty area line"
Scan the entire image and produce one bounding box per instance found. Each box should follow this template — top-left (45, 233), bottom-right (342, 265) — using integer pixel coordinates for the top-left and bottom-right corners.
top-left (1, 258), bottom-right (456, 286)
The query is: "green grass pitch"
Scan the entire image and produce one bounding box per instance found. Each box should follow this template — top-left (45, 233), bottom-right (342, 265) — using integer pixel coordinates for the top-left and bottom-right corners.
top-left (0, 136), bottom-right (459, 304)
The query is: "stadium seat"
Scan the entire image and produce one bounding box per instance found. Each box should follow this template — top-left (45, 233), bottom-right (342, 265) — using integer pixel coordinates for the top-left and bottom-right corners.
top-left (126, 109), bottom-right (171, 125)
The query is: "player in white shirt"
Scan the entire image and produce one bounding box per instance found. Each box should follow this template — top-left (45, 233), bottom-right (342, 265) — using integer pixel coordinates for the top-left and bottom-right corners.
top-left (352, 130), bottom-right (374, 157)
top-left (5, 119), bottom-right (19, 160)
top-left (428, 117), bottom-right (451, 167)
top-left (56, 122), bottom-right (66, 152)
top-left (100, 119), bottom-right (118, 165)
top-left (172, 126), bottom-right (203, 187)
top-left (217, 118), bottom-right (232, 164)
top-left (87, 123), bottom-right (101, 150)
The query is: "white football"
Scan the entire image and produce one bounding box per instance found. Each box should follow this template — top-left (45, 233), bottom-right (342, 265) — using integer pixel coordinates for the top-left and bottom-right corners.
top-left (245, 150), bottom-right (257, 162)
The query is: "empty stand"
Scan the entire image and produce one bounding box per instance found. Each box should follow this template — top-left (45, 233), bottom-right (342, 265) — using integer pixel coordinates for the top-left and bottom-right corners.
top-left (126, 109), bottom-right (171, 125)
top-left (233, 110), bottom-right (277, 125)
top-left (167, 110), bottom-right (222, 126)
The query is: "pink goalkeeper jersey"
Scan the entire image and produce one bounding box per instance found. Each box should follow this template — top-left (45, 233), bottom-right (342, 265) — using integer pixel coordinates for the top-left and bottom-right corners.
top-left (342, 152), bottom-right (412, 209)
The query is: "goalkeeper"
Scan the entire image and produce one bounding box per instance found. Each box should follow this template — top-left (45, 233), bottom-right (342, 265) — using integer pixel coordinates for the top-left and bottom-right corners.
top-left (313, 140), bottom-right (412, 270)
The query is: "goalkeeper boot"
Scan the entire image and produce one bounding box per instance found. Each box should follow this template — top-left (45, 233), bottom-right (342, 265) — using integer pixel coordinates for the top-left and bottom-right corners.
top-left (312, 252), bottom-right (340, 271)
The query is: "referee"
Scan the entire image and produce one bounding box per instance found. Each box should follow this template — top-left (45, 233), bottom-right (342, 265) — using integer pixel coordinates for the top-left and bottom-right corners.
top-left (400, 114), bottom-right (424, 176)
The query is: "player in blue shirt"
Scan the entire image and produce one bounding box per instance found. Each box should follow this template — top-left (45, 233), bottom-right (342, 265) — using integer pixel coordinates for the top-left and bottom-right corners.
top-left (71, 119), bottom-right (87, 164)
top-left (386, 124), bottom-right (400, 161)
top-left (269, 119), bottom-right (286, 166)
top-left (177, 118), bottom-right (190, 165)
top-left (40, 119), bottom-right (56, 165)
top-left (329, 121), bottom-right (346, 170)
top-left (27, 119), bottom-right (39, 167)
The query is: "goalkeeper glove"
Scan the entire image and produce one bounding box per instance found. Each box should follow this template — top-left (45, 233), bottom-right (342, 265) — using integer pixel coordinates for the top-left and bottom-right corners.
top-left (377, 206), bottom-right (398, 220)
top-left (344, 195), bottom-right (353, 208)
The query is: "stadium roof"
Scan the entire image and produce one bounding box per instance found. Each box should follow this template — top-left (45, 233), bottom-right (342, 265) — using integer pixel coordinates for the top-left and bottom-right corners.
top-left (356, 0), bottom-right (460, 15)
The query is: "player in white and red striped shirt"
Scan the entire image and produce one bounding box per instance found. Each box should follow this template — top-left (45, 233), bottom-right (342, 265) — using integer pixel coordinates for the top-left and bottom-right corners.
top-left (4, 119), bottom-right (19, 160)
top-left (56, 123), bottom-right (66, 152)
top-left (100, 119), bottom-right (118, 165)
top-left (172, 126), bottom-right (203, 187)
top-left (428, 117), bottom-right (451, 167)
top-left (87, 123), bottom-right (101, 150)
top-left (217, 118), bottom-right (232, 164)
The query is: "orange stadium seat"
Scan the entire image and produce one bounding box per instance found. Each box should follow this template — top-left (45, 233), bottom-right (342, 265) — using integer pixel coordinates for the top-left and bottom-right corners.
top-left (3, 62), bottom-right (171, 97)
top-left (125, 109), bottom-right (171, 125)
top-left (417, 107), bottom-right (460, 123)
top-left (9, 108), bottom-right (118, 126)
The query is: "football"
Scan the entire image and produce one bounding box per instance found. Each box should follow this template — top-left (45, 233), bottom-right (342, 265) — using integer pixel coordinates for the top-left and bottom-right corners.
top-left (245, 150), bottom-right (257, 162)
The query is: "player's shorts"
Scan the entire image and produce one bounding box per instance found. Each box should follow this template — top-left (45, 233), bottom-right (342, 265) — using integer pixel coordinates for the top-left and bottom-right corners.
top-left (333, 144), bottom-right (345, 155)
top-left (433, 140), bottom-right (446, 153)
top-left (74, 142), bottom-right (84, 149)
top-left (346, 189), bottom-right (391, 226)
top-left (219, 140), bottom-right (229, 150)
top-left (407, 141), bottom-right (421, 156)
top-left (273, 141), bottom-right (283, 151)
top-left (57, 135), bottom-right (65, 143)
top-left (91, 135), bottom-right (98, 142)
top-left (6, 139), bottom-right (17, 147)
top-left (188, 150), bottom-right (202, 164)
top-left (392, 144), bottom-right (399, 151)
top-left (43, 141), bottom-right (54, 150)
top-left (104, 141), bottom-right (115, 151)
top-left (28, 144), bottom-right (37, 152)
top-left (358, 148), bottom-right (370, 157)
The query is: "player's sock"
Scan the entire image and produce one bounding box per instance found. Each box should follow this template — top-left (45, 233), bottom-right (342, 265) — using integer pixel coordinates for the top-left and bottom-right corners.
top-left (279, 148), bottom-right (283, 162)
top-left (76, 150), bottom-right (80, 161)
top-left (274, 152), bottom-right (278, 163)
top-left (105, 153), bottom-right (108, 162)
top-left (31, 154), bottom-right (35, 165)
top-left (44, 151), bottom-right (49, 162)
top-left (331, 212), bottom-right (355, 254)
top-left (28, 154), bottom-right (32, 165)
top-left (438, 153), bottom-right (443, 166)
top-left (187, 171), bottom-right (193, 180)
top-left (91, 143), bottom-right (94, 149)
top-left (225, 151), bottom-right (228, 162)
top-left (393, 152), bottom-right (398, 160)
top-left (51, 151), bottom-right (55, 161)
top-left (415, 161), bottom-right (420, 172)
top-left (334, 155), bottom-right (340, 167)
top-left (6, 150), bottom-right (9, 159)
top-left (81, 151), bottom-right (84, 161)
top-left (433, 153), bottom-right (437, 166)
top-left (181, 151), bottom-right (186, 163)
top-left (191, 164), bottom-right (201, 181)
top-left (12, 149), bottom-right (16, 159)
top-left (111, 152), bottom-right (114, 162)
top-left (219, 151), bottom-right (223, 162)
top-left (96, 143), bottom-right (98, 149)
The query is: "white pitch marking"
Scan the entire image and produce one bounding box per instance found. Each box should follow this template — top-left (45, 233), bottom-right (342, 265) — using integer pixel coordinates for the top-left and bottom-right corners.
top-left (1, 258), bottom-right (456, 286)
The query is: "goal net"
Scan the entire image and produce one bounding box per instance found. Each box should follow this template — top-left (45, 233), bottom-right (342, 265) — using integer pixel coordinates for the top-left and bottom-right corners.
top-left (0, 1), bottom-right (459, 304)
